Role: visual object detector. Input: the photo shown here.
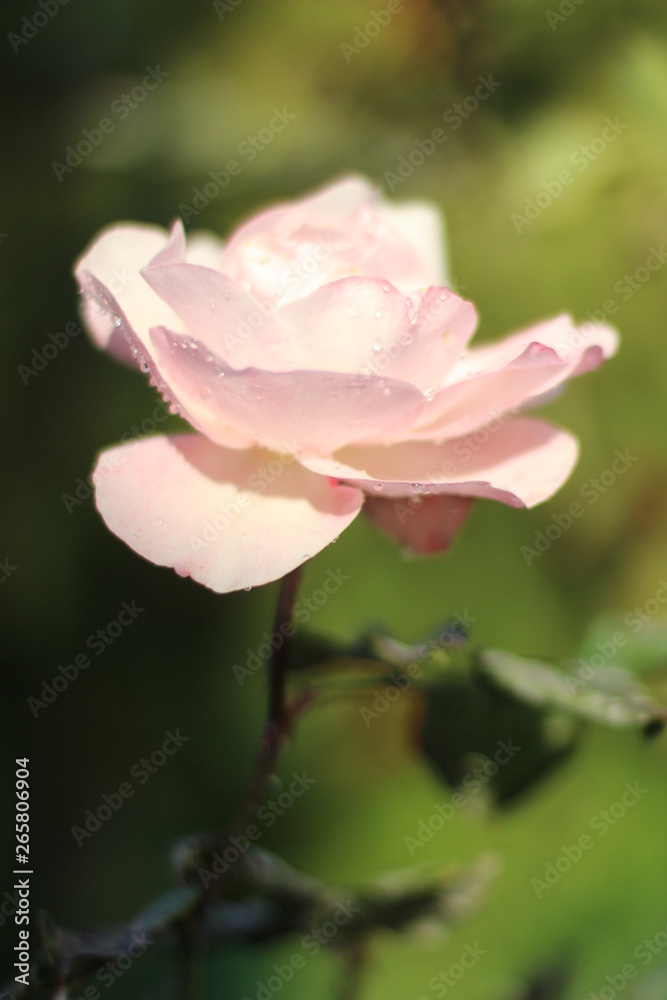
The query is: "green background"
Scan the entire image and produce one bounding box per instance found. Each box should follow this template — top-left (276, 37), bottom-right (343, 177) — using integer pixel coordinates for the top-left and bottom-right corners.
top-left (1, 0), bottom-right (667, 996)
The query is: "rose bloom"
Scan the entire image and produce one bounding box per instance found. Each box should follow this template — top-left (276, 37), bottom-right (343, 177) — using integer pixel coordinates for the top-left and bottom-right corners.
top-left (74, 176), bottom-right (617, 593)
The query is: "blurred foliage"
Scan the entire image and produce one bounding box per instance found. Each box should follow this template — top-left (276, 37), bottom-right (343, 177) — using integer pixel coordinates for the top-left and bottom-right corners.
top-left (2, 0), bottom-right (667, 997)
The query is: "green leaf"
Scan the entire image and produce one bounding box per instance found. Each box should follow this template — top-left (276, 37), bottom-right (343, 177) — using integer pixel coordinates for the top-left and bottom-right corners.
top-left (481, 649), bottom-right (664, 730)
top-left (418, 672), bottom-right (579, 807)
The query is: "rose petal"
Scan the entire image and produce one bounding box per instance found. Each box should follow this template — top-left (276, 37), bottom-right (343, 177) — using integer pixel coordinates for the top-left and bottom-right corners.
top-left (449, 314), bottom-right (619, 382)
top-left (140, 260), bottom-right (296, 370)
top-left (74, 222), bottom-right (180, 360)
top-left (298, 417), bottom-right (580, 508)
top-left (411, 317), bottom-right (619, 440)
top-left (93, 435), bottom-right (363, 593)
top-left (364, 494), bottom-right (473, 554)
top-left (373, 199), bottom-right (449, 287)
top-left (149, 326), bottom-right (428, 454)
top-left (367, 286), bottom-right (478, 391)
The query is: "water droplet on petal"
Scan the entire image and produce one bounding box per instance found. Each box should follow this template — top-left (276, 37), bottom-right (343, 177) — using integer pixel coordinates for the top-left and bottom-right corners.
top-left (374, 309), bottom-right (383, 320)
top-left (244, 586), bottom-right (252, 592)
top-left (157, 518), bottom-right (164, 526)
top-left (373, 482), bottom-right (384, 492)
top-left (112, 314), bottom-right (121, 328)
top-left (423, 386), bottom-right (437, 402)
top-left (382, 282), bottom-right (391, 292)
top-left (373, 338), bottom-right (383, 352)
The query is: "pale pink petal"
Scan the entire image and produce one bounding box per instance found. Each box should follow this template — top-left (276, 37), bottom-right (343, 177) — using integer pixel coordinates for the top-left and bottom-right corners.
top-left (93, 435), bottom-right (363, 593)
top-left (298, 417), bottom-right (579, 508)
top-left (220, 176), bottom-right (376, 270)
top-left (367, 286), bottom-right (477, 390)
top-left (140, 261), bottom-right (296, 370)
top-left (275, 276), bottom-right (406, 373)
top-left (373, 199), bottom-right (449, 286)
top-left (74, 222), bottom-right (180, 360)
top-left (186, 229), bottom-right (225, 269)
top-left (411, 316), bottom-right (619, 440)
top-left (148, 327), bottom-right (427, 454)
top-left (364, 494), bottom-right (473, 554)
top-left (411, 342), bottom-right (569, 440)
top-left (449, 314), bottom-right (619, 382)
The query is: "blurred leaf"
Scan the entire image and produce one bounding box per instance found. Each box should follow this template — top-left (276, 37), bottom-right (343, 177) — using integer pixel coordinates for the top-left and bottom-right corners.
top-left (577, 613), bottom-right (667, 677)
top-left (418, 672), bottom-right (579, 807)
top-left (481, 649), bottom-right (664, 731)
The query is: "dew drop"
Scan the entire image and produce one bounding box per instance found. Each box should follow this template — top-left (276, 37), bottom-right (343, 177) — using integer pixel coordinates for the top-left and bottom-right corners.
top-left (373, 482), bottom-right (384, 492)
top-left (374, 309), bottom-right (383, 320)
top-left (112, 314), bottom-right (121, 328)
top-left (139, 361), bottom-right (150, 374)
top-left (423, 386), bottom-right (436, 402)
top-left (132, 532), bottom-right (138, 539)
top-left (373, 338), bottom-right (383, 352)
top-left (244, 586), bottom-right (252, 592)
top-left (382, 282), bottom-right (391, 292)
top-left (157, 518), bottom-right (164, 526)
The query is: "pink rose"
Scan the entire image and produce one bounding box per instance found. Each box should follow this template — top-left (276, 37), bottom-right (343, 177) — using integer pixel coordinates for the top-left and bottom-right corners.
top-left (74, 176), bottom-right (617, 593)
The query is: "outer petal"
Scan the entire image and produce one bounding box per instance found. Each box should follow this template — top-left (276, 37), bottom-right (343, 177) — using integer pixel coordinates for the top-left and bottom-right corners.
top-left (412, 317), bottom-right (620, 441)
top-left (448, 314), bottom-right (619, 383)
top-left (298, 417), bottom-right (580, 508)
top-left (93, 435), bottom-right (364, 593)
top-left (364, 495), bottom-right (473, 554)
top-left (149, 326), bottom-right (428, 454)
top-left (74, 222), bottom-right (179, 360)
